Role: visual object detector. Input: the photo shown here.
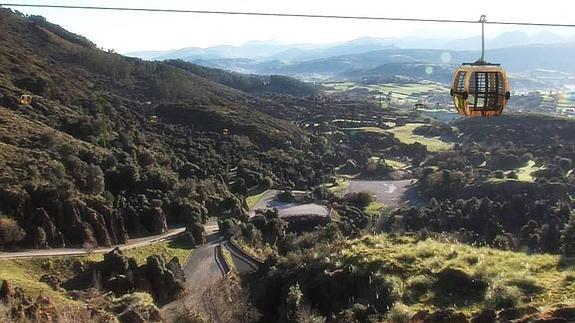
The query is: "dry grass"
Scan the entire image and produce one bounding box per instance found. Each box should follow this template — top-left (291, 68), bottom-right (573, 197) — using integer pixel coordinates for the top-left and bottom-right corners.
top-left (340, 234), bottom-right (575, 314)
top-left (0, 239), bottom-right (192, 306)
top-left (246, 189), bottom-right (268, 210)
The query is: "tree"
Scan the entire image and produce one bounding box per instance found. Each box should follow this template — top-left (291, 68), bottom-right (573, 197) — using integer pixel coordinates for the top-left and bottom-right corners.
top-left (218, 219), bottom-right (239, 237)
top-left (35, 227), bottom-right (48, 249)
top-left (560, 212), bottom-right (575, 256)
top-left (343, 191), bottom-right (375, 208)
top-left (0, 217), bottom-right (26, 248)
top-left (284, 283), bottom-right (303, 322)
top-left (86, 165), bottom-right (105, 195)
top-left (187, 221), bottom-right (205, 245)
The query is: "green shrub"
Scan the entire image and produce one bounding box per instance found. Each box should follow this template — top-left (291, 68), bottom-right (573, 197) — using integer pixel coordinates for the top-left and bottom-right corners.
top-left (404, 275), bottom-right (434, 302)
top-left (560, 212), bottom-right (575, 256)
top-left (343, 191), bottom-right (375, 208)
top-left (385, 302), bottom-right (412, 323)
top-left (484, 283), bottom-right (522, 309)
top-left (0, 217), bottom-right (26, 248)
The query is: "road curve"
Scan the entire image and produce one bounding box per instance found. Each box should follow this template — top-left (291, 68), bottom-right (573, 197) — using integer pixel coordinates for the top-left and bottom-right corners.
top-left (161, 224), bottom-right (225, 321)
top-left (0, 227), bottom-right (186, 260)
top-left (248, 190), bottom-right (329, 218)
top-left (223, 241), bottom-right (259, 274)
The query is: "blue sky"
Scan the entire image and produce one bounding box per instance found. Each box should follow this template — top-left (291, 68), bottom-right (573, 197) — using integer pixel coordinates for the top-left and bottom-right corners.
top-left (4, 0), bottom-right (575, 53)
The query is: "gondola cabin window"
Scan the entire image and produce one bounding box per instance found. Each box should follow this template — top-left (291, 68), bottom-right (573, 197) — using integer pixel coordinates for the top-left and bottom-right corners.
top-left (467, 71), bottom-right (504, 110)
top-left (455, 71), bottom-right (466, 93)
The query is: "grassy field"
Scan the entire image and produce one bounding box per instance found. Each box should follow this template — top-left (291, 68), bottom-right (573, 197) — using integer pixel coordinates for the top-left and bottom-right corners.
top-left (387, 123), bottom-right (454, 152)
top-left (515, 160), bottom-right (542, 182)
top-left (341, 235), bottom-right (575, 315)
top-left (348, 124), bottom-right (453, 152)
top-left (122, 239), bottom-right (193, 265)
top-left (246, 188), bottom-right (268, 210)
top-left (0, 255), bottom-right (98, 305)
top-left (0, 239), bottom-right (193, 305)
top-left (488, 160), bottom-right (543, 183)
top-left (385, 159), bottom-right (408, 170)
top-left (323, 81), bottom-right (448, 99)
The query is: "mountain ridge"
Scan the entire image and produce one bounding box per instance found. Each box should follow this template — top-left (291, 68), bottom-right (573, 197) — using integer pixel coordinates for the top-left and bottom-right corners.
top-left (127, 30), bottom-right (574, 62)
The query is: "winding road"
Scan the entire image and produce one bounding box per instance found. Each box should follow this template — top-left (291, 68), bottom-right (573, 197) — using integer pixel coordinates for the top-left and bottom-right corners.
top-left (249, 189), bottom-right (330, 218)
top-left (0, 227), bottom-right (186, 260)
top-left (160, 224), bottom-right (259, 321)
top-left (161, 226), bottom-right (224, 321)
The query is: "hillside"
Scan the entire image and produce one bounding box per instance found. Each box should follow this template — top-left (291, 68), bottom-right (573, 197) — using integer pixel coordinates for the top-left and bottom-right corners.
top-left (163, 60), bottom-right (318, 97)
top-left (179, 45), bottom-right (575, 91)
top-left (0, 9), bottom-right (328, 252)
top-left (1, 8), bottom-right (575, 323)
top-left (249, 233), bottom-right (575, 322)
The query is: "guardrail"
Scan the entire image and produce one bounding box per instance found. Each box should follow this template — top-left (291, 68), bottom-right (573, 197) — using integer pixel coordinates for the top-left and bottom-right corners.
top-left (214, 244), bottom-right (233, 276)
top-left (229, 235), bottom-right (265, 265)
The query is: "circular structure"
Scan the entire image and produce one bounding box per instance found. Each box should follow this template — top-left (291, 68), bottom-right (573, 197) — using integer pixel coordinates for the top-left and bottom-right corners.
top-left (450, 63), bottom-right (510, 117)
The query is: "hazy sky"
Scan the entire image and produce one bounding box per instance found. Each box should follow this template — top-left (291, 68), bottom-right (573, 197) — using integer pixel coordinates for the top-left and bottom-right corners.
top-left (4, 0), bottom-right (575, 53)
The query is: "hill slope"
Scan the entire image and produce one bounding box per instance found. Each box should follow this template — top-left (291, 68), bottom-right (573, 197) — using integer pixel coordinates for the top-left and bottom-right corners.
top-left (0, 9), bottom-right (327, 251)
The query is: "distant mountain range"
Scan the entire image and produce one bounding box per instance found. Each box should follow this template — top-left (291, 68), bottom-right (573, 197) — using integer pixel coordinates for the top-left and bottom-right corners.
top-left (128, 32), bottom-right (575, 90)
top-left (127, 31), bottom-right (573, 62)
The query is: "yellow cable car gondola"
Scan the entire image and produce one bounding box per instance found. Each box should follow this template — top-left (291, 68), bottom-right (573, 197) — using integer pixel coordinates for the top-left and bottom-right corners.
top-left (148, 115), bottom-right (159, 124)
top-left (19, 94), bottom-right (32, 105)
top-left (450, 15), bottom-right (510, 117)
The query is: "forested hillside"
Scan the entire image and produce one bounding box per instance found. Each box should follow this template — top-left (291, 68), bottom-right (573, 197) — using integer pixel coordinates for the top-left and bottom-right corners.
top-left (1, 8), bottom-right (574, 323)
top-left (0, 9), bottom-right (325, 250)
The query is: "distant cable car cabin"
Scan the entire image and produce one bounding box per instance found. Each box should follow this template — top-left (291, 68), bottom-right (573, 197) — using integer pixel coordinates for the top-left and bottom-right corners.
top-left (450, 15), bottom-right (510, 117)
top-left (19, 94), bottom-right (32, 105)
top-left (148, 115), bottom-right (159, 124)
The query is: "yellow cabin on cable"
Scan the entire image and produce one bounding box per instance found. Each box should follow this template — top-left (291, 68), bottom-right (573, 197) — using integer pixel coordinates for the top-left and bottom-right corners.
top-left (449, 15), bottom-right (511, 117)
top-left (19, 94), bottom-right (32, 105)
top-left (148, 115), bottom-right (159, 124)
top-left (450, 63), bottom-right (510, 117)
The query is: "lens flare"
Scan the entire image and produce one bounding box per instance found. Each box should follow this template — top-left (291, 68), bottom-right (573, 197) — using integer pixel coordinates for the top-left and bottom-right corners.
top-left (440, 52), bottom-right (452, 63)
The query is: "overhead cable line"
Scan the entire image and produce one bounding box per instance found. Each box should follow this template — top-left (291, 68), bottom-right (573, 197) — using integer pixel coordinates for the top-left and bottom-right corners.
top-left (1, 3), bottom-right (575, 28)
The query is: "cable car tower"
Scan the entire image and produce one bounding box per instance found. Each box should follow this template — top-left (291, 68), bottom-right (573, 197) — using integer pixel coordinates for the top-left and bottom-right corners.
top-left (450, 15), bottom-right (510, 117)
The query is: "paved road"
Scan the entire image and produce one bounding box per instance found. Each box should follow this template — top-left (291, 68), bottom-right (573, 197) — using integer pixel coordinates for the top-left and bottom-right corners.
top-left (161, 224), bottom-right (224, 321)
top-left (344, 179), bottom-right (414, 206)
top-left (249, 190), bottom-right (330, 218)
top-left (0, 227), bottom-right (186, 260)
top-left (223, 241), bottom-right (258, 274)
